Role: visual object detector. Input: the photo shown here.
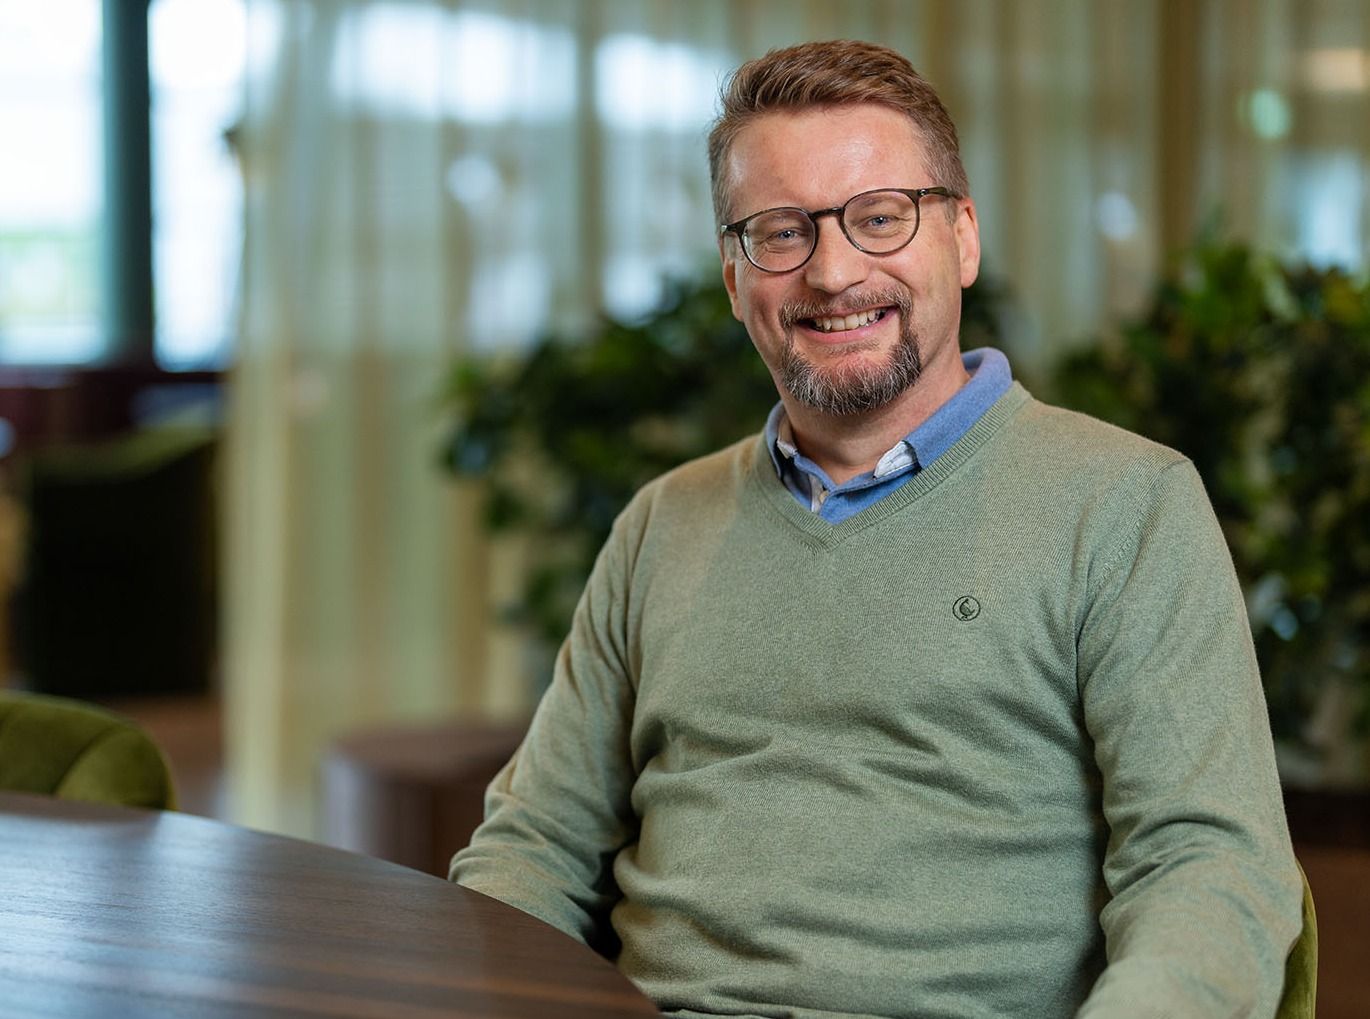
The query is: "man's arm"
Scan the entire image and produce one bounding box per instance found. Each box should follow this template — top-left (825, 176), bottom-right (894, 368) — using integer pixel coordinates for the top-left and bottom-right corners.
top-left (449, 519), bottom-right (639, 946)
top-left (1075, 459), bottom-right (1302, 1018)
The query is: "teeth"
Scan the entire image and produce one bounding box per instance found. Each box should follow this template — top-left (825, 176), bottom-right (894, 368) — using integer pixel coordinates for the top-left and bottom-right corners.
top-left (812, 309), bottom-right (883, 333)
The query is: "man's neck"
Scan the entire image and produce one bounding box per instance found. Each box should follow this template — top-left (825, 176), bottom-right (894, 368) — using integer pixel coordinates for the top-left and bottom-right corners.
top-left (780, 354), bottom-right (971, 486)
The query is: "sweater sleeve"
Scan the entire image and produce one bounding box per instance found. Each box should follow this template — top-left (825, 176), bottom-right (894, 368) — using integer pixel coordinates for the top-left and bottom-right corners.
top-left (448, 515), bottom-right (639, 948)
top-left (1074, 459), bottom-right (1302, 1018)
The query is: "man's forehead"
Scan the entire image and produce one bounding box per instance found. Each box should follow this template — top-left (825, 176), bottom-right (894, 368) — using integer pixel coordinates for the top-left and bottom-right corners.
top-left (723, 105), bottom-right (931, 210)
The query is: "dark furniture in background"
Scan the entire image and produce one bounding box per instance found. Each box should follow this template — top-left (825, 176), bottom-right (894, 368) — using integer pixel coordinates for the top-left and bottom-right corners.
top-left (11, 428), bottom-right (216, 699)
top-left (324, 718), bottom-right (529, 878)
top-left (0, 368), bottom-right (222, 698)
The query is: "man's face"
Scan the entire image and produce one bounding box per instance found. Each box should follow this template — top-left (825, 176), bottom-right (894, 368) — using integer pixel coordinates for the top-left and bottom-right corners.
top-left (719, 105), bottom-right (981, 417)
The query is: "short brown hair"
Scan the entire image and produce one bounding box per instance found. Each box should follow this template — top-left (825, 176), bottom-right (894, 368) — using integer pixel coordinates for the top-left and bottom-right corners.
top-left (708, 39), bottom-right (968, 224)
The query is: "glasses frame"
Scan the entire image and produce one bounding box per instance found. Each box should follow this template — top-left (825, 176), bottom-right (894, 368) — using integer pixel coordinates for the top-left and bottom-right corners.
top-left (719, 186), bottom-right (957, 274)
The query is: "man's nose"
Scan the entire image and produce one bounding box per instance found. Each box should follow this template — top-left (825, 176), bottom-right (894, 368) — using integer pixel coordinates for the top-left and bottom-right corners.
top-left (802, 216), bottom-right (869, 294)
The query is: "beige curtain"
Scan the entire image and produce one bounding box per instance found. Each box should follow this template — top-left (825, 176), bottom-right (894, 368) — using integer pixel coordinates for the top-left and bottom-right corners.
top-left (224, 0), bottom-right (1369, 838)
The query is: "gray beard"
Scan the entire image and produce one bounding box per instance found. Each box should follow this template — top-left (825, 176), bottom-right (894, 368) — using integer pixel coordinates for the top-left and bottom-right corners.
top-left (777, 289), bottom-right (921, 416)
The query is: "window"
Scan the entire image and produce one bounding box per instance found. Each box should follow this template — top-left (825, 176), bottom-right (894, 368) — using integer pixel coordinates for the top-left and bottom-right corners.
top-left (595, 34), bottom-right (732, 321)
top-left (0, 0), bottom-right (245, 370)
top-left (0, 0), bottom-right (105, 364)
top-left (149, 0), bottom-right (247, 368)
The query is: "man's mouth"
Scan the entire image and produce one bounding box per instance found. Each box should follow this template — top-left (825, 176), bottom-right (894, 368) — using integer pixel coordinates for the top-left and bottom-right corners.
top-left (805, 307), bottom-right (890, 334)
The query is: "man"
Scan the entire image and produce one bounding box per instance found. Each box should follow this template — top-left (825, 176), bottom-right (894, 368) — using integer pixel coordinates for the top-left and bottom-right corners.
top-left (451, 39), bottom-right (1302, 1018)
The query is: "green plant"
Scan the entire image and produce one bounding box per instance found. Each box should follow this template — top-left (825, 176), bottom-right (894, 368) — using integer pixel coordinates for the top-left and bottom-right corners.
top-left (1051, 241), bottom-right (1370, 742)
top-left (440, 272), bottom-right (1007, 651)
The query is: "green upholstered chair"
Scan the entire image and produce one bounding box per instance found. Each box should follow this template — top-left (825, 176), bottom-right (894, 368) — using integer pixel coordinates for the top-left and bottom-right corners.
top-left (1275, 862), bottom-right (1318, 1019)
top-left (0, 691), bottom-right (176, 810)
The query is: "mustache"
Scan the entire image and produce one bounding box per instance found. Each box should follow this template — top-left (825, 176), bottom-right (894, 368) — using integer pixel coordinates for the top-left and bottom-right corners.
top-left (779, 287), bottom-right (913, 329)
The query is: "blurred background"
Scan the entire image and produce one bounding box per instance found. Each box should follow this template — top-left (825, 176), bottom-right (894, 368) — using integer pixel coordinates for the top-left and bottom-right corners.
top-left (0, 2), bottom-right (1366, 996)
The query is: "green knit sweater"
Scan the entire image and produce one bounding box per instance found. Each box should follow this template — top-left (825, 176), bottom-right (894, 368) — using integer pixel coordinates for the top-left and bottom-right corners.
top-left (451, 384), bottom-right (1302, 1019)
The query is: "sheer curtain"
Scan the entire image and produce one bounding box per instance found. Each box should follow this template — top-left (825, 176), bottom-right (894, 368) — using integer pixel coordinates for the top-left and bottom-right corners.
top-left (225, 0), bottom-right (1369, 837)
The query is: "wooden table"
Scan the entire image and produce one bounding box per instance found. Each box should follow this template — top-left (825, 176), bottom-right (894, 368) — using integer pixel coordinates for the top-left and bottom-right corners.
top-left (0, 792), bottom-right (658, 1018)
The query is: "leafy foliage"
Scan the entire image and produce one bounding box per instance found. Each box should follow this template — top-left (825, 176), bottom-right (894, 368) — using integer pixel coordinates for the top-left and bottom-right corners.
top-left (1052, 242), bottom-right (1370, 740)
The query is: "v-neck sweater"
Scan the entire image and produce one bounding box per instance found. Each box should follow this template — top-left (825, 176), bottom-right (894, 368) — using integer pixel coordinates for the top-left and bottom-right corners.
top-left (452, 383), bottom-right (1301, 1019)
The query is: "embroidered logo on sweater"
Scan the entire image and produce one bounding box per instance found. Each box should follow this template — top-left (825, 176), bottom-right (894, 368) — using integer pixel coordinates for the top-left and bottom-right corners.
top-left (952, 596), bottom-right (981, 621)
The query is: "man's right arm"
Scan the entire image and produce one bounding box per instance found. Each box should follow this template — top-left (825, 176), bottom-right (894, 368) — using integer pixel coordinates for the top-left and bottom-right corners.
top-left (449, 522), bottom-right (640, 945)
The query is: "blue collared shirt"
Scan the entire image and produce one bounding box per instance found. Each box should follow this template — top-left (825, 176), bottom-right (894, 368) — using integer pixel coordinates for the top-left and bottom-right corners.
top-left (764, 347), bottom-right (1013, 524)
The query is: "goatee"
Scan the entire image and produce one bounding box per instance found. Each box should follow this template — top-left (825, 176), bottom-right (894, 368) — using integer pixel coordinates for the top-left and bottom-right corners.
top-left (777, 288), bottom-right (921, 416)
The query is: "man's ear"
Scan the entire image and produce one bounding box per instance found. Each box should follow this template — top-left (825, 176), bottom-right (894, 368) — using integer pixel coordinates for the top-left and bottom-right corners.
top-left (719, 238), bottom-right (743, 321)
top-left (954, 198), bottom-right (981, 289)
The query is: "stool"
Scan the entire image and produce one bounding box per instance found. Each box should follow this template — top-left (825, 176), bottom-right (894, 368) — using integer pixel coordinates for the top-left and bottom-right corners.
top-left (322, 719), bottom-right (528, 877)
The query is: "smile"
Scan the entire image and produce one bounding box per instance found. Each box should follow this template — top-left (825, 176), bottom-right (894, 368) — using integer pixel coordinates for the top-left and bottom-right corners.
top-left (806, 308), bottom-right (889, 333)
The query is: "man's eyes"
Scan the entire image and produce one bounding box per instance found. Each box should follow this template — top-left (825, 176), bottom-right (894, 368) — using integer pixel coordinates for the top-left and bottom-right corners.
top-left (755, 223), bottom-right (810, 247)
top-left (853, 212), bottom-right (910, 234)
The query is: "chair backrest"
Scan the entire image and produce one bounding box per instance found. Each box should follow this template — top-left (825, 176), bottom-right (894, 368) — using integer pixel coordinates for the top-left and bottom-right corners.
top-left (1274, 860), bottom-right (1318, 1019)
top-left (0, 691), bottom-right (176, 809)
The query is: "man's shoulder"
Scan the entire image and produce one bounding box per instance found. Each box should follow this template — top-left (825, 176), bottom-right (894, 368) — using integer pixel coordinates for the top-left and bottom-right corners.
top-left (976, 390), bottom-right (1208, 536)
top-left (616, 433), bottom-right (760, 528)
top-left (976, 393), bottom-right (1223, 581)
top-left (1006, 391), bottom-right (1190, 481)
top-left (661, 432), bottom-right (759, 487)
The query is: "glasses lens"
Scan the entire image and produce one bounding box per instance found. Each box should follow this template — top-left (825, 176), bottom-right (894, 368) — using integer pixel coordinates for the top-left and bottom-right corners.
top-left (742, 209), bottom-right (815, 271)
top-left (843, 191), bottom-right (919, 252)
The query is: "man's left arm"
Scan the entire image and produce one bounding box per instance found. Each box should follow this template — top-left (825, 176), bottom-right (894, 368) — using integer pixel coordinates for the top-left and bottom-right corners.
top-left (1075, 458), bottom-right (1303, 1018)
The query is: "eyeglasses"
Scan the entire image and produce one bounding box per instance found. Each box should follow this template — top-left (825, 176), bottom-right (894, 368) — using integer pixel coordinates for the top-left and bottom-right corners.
top-left (719, 186), bottom-right (957, 274)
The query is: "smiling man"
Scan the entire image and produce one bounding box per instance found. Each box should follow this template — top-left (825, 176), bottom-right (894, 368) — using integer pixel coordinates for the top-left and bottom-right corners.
top-left (451, 40), bottom-right (1303, 1018)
